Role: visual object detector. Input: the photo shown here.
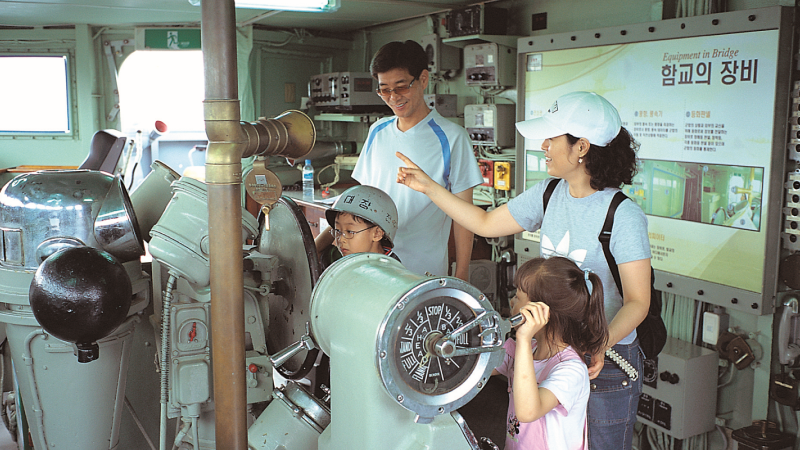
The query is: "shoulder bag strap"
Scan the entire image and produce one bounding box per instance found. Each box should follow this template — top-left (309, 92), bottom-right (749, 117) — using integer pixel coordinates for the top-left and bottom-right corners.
top-left (542, 178), bottom-right (560, 215)
top-left (598, 192), bottom-right (629, 296)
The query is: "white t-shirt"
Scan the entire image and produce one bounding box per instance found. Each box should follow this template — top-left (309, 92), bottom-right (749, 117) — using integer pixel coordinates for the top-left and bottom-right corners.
top-left (353, 108), bottom-right (482, 276)
top-left (495, 338), bottom-right (588, 450)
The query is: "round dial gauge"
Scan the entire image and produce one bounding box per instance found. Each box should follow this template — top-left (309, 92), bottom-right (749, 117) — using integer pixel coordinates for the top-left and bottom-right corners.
top-left (394, 297), bottom-right (479, 395)
top-left (376, 278), bottom-right (504, 422)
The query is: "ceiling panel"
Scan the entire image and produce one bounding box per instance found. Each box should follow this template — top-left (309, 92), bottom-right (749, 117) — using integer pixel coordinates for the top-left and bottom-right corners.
top-left (0, 0), bottom-right (475, 33)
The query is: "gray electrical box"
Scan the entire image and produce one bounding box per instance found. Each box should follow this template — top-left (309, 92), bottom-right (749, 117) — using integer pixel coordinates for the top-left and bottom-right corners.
top-left (425, 94), bottom-right (459, 117)
top-left (465, 103), bottom-right (515, 147)
top-left (637, 337), bottom-right (719, 439)
top-left (464, 42), bottom-right (516, 87)
top-left (308, 71), bottom-right (386, 112)
top-left (420, 34), bottom-right (460, 75)
top-left (446, 5), bottom-right (508, 38)
top-left (451, 259), bottom-right (499, 311)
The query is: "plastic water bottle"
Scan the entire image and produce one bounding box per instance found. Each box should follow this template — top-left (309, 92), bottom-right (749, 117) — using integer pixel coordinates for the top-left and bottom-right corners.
top-left (302, 159), bottom-right (314, 201)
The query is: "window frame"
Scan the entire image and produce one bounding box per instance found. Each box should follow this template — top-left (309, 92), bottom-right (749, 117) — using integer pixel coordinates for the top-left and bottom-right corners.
top-left (118, 49), bottom-right (206, 134)
top-left (0, 52), bottom-right (75, 137)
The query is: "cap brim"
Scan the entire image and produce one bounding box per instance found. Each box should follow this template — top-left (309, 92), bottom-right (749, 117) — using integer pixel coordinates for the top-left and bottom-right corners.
top-left (515, 115), bottom-right (568, 140)
top-left (325, 209), bottom-right (337, 228)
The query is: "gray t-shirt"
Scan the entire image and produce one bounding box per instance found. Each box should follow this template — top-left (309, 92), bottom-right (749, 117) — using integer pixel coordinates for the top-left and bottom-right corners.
top-left (507, 178), bottom-right (651, 344)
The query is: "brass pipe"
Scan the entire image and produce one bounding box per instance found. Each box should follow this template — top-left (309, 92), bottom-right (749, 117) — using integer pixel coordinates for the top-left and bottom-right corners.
top-left (203, 0), bottom-right (237, 101)
top-left (207, 186), bottom-right (247, 450)
top-left (201, 0), bottom-right (248, 448)
top-left (240, 111), bottom-right (317, 160)
top-left (201, 1), bottom-right (315, 448)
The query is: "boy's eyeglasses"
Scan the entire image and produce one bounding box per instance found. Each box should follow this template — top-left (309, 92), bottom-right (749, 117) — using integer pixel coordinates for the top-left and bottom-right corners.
top-left (329, 226), bottom-right (376, 240)
top-left (376, 78), bottom-right (416, 98)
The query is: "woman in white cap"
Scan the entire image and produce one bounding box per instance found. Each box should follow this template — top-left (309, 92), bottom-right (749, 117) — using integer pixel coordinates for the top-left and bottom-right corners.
top-left (396, 91), bottom-right (651, 450)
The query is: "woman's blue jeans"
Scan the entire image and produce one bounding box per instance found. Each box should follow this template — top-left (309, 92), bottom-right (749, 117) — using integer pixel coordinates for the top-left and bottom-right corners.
top-left (587, 340), bottom-right (643, 450)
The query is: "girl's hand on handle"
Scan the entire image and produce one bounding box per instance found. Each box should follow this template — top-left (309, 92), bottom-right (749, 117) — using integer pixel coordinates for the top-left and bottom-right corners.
top-left (396, 152), bottom-right (435, 195)
top-left (516, 302), bottom-right (549, 342)
top-left (588, 350), bottom-right (605, 379)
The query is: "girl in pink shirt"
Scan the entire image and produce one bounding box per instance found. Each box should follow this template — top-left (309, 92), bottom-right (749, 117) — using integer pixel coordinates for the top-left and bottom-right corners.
top-left (494, 256), bottom-right (609, 450)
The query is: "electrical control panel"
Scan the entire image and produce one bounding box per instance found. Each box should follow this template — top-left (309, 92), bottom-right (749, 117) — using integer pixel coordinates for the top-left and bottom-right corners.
top-left (494, 161), bottom-right (513, 191)
top-left (637, 337), bottom-right (719, 439)
top-left (478, 159), bottom-right (494, 187)
top-left (446, 5), bottom-right (508, 38)
top-left (468, 259), bottom-right (498, 310)
top-left (308, 72), bottom-right (386, 112)
top-left (784, 171), bottom-right (800, 251)
top-left (169, 302), bottom-right (212, 416)
top-left (419, 34), bottom-right (460, 75)
top-left (245, 351), bottom-right (273, 404)
top-left (464, 43), bottom-right (516, 87)
top-left (465, 103), bottom-right (515, 147)
top-left (449, 259), bottom-right (499, 311)
top-left (425, 94), bottom-right (458, 117)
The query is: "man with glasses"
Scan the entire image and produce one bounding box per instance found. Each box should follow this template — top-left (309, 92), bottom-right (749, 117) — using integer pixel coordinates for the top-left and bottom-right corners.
top-left (316, 40), bottom-right (483, 280)
top-left (351, 40), bottom-right (483, 280)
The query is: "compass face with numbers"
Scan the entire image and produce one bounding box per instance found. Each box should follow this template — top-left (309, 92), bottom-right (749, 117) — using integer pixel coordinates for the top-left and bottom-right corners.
top-left (376, 277), bottom-right (501, 422)
top-left (394, 298), bottom-right (480, 396)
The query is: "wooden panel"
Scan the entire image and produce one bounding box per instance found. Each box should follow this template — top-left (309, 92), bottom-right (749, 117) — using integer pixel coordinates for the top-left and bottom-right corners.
top-left (301, 204), bottom-right (329, 238)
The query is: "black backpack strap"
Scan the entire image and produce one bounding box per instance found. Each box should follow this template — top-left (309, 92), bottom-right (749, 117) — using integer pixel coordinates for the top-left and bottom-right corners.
top-left (598, 191), bottom-right (629, 296)
top-left (542, 178), bottom-right (560, 215)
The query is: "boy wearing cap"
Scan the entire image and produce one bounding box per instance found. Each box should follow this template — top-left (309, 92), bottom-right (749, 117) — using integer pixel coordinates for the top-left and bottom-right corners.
top-left (396, 91), bottom-right (651, 450)
top-left (324, 185), bottom-right (400, 262)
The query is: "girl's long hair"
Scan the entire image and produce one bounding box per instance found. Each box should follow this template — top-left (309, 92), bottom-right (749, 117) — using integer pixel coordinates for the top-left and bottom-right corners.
top-left (514, 256), bottom-right (608, 357)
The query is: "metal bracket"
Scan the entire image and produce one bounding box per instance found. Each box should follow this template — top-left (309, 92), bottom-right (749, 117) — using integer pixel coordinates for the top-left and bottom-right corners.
top-left (103, 39), bottom-right (135, 122)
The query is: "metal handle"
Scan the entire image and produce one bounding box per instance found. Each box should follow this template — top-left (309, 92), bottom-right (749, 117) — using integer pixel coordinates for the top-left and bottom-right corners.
top-left (479, 437), bottom-right (500, 450)
top-left (779, 296), bottom-right (800, 365)
top-left (432, 310), bottom-right (505, 358)
top-left (270, 322), bottom-right (317, 368)
top-left (508, 313), bottom-right (525, 327)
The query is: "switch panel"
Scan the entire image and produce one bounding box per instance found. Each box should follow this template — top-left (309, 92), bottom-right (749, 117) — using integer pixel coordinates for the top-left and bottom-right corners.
top-left (465, 104), bottom-right (515, 147)
top-left (637, 337), bottom-right (719, 439)
top-left (169, 302), bottom-right (213, 416)
top-left (171, 303), bottom-right (210, 357)
top-left (478, 159), bottom-right (494, 187)
top-left (464, 43), bottom-right (516, 87)
top-left (494, 161), bottom-right (513, 191)
top-left (246, 351), bottom-right (273, 404)
top-left (784, 170), bottom-right (800, 251)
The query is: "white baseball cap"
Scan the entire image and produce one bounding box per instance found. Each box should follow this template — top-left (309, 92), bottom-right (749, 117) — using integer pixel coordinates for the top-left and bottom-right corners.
top-left (515, 91), bottom-right (622, 147)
